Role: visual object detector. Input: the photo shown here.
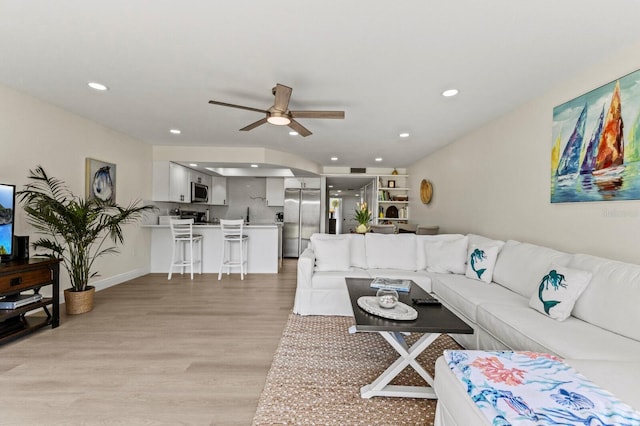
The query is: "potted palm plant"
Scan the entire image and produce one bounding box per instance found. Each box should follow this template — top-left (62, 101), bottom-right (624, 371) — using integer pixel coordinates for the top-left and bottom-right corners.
top-left (17, 166), bottom-right (155, 314)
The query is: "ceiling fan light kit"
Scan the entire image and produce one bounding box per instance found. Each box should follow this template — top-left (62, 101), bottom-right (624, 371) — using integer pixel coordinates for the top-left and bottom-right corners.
top-left (209, 83), bottom-right (345, 137)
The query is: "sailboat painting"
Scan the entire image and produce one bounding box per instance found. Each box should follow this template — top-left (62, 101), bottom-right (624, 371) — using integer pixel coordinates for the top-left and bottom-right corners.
top-left (551, 69), bottom-right (640, 203)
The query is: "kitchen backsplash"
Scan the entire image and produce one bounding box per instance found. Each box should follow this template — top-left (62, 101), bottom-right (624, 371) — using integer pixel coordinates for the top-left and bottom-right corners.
top-left (146, 177), bottom-right (283, 224)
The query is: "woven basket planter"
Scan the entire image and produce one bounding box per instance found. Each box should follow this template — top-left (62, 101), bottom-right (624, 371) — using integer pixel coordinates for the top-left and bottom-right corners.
top-left (64, 286), bottom-right (95, 315)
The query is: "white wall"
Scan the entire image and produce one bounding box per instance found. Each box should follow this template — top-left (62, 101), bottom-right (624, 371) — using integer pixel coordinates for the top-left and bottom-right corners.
top-left (0, 84), bottom-right (153, 289)
top-left (408, 42), bottom-right (640, 264)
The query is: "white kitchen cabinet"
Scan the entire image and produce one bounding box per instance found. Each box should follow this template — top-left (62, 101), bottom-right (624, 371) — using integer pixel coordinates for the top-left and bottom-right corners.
top-left (152, 161), bottom-right (191, 203)
top-left (266, 177), bottom-right (285, 206)
top-left (189, 169), bottom-right (210, 187)
top-left (284, 177), bottom-right (321, 189)
top-left (209, 176), bottom-right (228, 205)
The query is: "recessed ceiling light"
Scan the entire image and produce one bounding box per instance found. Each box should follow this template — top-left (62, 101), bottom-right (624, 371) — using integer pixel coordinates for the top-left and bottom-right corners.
top-left (87, 81), bottom-right (108, 91)
top-left (251, 164), bottom-right (258, 168)
top-left (442, 89), bottom-right (459, 97)
top-left (399, 132), bottom-right (410, 138)
top-left (331, 157), bottom-right (338, 161)
top-left (289, 131), bottom-right (299, 136)
top-left (189, 163), bottom-right (198, 167)
top-left (375, 157), bottom-right (383, 162)
top-left (169, 129), bottom-right (181, 134)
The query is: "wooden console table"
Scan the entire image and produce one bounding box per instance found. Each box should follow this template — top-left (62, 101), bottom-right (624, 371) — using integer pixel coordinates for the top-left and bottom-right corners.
top-left (0, 258), bottom-right (60, 344)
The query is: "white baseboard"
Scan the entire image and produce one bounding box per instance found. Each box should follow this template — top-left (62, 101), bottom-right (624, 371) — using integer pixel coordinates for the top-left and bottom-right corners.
top-left (58, 267), bottom-right (150, 301)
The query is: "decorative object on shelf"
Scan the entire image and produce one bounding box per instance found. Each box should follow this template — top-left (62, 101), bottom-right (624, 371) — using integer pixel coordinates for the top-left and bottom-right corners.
top-left (385, 205), bottom-right (398, 218)
top-left (356, 296), bottom-right (418, 320)
top-left (353, 202), bottom-right (372, 233)
top-left (85, 158), bottom-right (116, 204)
top-left (420, 179), bottom-right (433, 204)
top-left (387, 180), bottom-right (396, 188)
top-left (376, 288), bottom-right (399, 309)
top-left (391, 168), bottom-right (399, 176)
top-left (18, 166), bottom-right (155, 314)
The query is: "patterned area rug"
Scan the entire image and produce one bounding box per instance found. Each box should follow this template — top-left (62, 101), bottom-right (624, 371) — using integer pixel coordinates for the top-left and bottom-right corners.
top-left (252, 314), bottom-right (462, 426)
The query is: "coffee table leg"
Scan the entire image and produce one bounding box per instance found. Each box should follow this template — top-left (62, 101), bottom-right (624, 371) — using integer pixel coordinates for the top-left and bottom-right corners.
top-left (361, 331), bottom-right (440, 399)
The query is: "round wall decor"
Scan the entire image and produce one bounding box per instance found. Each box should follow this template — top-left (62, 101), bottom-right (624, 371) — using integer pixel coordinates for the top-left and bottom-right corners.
top-left (420, 179), bottom-right (433, 204)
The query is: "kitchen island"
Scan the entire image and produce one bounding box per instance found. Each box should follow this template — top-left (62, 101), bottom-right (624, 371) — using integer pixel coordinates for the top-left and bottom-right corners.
top-left (146, 223), bottom-right (282, 274)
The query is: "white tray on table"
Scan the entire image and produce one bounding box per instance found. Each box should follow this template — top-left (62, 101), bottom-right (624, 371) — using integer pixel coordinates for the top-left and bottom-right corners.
top-left (357, 296), bottom-right (418, 320)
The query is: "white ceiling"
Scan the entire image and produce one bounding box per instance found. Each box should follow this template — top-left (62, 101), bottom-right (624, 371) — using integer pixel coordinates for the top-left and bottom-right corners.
top-left (1, 1), bottom-right (639, 169)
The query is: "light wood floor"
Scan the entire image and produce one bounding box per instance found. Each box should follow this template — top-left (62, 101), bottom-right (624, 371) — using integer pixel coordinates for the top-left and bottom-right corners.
top-left (0, 259), bottom-right (298, 426)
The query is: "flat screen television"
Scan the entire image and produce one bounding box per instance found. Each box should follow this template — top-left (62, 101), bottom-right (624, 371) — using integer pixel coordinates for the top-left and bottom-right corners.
top-left (0, 183), bottom-right (16, 262)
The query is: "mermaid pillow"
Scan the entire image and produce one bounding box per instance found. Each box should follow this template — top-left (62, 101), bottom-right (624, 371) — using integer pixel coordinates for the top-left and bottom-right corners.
top-left (465, 244), bottom-right (500, 283)
top-left (529, 263), bottom-right (592, 321)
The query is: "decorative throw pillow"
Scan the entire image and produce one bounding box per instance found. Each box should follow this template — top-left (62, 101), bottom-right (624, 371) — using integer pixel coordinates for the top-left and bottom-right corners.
top-left (424, 236), bottom-right (468, 274)
top-left (465, 244), bottom-right (500, 283)
top-left (313, 237), bottom-right (351, 272)
top-left (529, 263), bottom-right (592, 321)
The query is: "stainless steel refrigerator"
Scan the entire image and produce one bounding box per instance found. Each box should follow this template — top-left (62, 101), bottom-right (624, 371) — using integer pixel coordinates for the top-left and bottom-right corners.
top-left (283, 188), bottom-right (320, 257)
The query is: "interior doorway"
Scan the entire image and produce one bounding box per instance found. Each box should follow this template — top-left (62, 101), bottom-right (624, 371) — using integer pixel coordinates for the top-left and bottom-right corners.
top-left (325, 176), bottom-right (376, 234)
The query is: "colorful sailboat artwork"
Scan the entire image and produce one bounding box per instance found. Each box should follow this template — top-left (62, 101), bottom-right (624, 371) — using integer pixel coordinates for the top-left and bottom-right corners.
top-left (555, 104), bottom-right (587, 182)
top-left (551, 68), bottom-right (640, 203)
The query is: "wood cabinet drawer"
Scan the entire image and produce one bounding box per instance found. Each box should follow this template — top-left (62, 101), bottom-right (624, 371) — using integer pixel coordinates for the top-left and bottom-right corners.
top-left (0, 268), bottom-right (52, 293)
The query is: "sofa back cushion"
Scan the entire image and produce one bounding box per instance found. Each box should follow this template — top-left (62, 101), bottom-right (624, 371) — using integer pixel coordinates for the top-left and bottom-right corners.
top-left (424, 236), bottom-right (468, 274)
top-left (493, 240), bottom-right (572, 297)
top-left (309, 233), bottom-right (367, 270)
top-left (310, 235), bottom-right (351, 271)
top-left (365, 233), bottom-right (417, 270)
top-left (416, 234), bottom-right (466, 270)
top-left (570, 253), bottom-right (640, 341)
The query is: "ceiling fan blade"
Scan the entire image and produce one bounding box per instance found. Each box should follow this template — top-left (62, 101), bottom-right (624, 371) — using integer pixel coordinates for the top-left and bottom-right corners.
top-left (208, 100), bottom-right (267, 114)
top-left (273, 84), bottom-right (293, 112)
top-left (290, 110), bottom-right (345, 119)
top-left (288, 119), bottom-right (312, 137)
top-left (240, 117), bottom-right (268, 131)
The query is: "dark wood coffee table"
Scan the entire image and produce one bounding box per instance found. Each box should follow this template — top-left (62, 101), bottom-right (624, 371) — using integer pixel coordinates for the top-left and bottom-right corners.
top-left (346, 277), bottom-right (473, 399)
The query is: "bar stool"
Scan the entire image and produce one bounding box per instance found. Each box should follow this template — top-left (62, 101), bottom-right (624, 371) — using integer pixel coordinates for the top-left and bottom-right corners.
top-left (168, 218), bottom-right (203, 280)
top-left (218, 219), bottom-right (249, 280)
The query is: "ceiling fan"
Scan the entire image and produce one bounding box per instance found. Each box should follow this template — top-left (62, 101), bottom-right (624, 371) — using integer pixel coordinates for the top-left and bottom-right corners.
top-left (208, 83), bottom-right (344, 137)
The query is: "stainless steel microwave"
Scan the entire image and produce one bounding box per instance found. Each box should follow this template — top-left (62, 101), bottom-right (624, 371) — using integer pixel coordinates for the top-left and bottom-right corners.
top-left (191, 182), bottom-right (208, 203)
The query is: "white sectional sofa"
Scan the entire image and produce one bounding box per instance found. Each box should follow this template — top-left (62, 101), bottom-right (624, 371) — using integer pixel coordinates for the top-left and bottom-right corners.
top-left (294, 232), bottom-right (640, 423)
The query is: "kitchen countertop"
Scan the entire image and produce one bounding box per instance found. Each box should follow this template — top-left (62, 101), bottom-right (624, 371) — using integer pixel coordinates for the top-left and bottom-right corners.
top-left (143, 222), bottom-right (282, 228)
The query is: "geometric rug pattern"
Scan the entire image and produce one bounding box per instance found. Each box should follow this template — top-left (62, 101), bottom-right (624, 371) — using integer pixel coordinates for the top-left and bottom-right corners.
top-left (252, 314), bottom-right (462, 425)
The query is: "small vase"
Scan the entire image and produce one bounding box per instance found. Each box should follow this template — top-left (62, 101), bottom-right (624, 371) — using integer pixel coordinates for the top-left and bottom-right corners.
top-left (355, 224), bottom-right (369, 234)
top-left (64, 286), bottom-right (95, 315)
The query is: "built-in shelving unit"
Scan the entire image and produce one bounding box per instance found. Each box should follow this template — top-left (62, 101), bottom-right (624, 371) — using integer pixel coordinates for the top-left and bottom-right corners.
top-left (376, 174), bottom-right (409, 224)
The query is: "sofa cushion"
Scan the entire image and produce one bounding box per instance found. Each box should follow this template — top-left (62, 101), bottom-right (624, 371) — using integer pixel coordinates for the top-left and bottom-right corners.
top-left (312, 236), bottom-right (351, 271)
top-left (424, 236), bottom-right (468, 274)
top-left (528, 263), bottom-right (592, 321)
top-left (348, 234), bottom-right (368, 269)
top-left (566, 359), bottom-right (640, 410)
top-left (310, 233), bottom-right (367, 269)
top-left (431, 273), bottom-right (524, 322)
top-left (365, 233), bottom-right (417, 270)
top-left (492, 240), bottom-right (572, 298)
top-left (416, 234), bottom-right (466, 270)
top-left (570, 253), bottom-right (640, 342)
top-left (476, 302), bottom-right (640, 361)
top-left (310, 269), bottom-right (370, 290)
top-left (466, 234), bottom-right (505, 254)
top-left (368, 269), bottom-right (432, 293)
top-left (465, 244), bottom-right (500, 283)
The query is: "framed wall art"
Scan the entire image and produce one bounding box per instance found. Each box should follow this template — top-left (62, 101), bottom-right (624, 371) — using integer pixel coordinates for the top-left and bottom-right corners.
top-left (86, 158), bottom-right (116, 203)
top-left (551, 68), bottom-right (640, 203)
